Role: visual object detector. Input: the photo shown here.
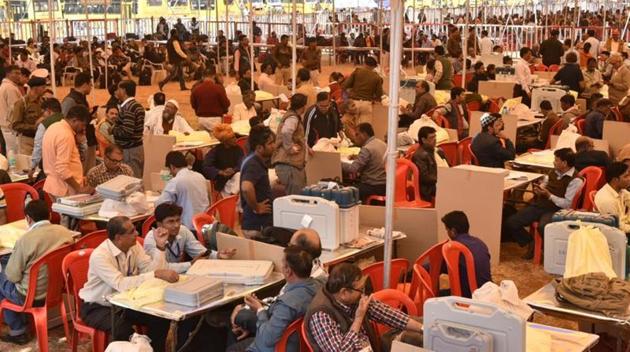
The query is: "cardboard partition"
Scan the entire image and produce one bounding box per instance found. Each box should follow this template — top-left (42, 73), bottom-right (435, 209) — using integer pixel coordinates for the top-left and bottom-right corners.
top-left (358, 205), bottom-right (438, 264)
top-left (469, 112), bottom-right (518, 143)
top-left (142, 134), bottom-right (176, 191)
top-left (550, 135), bottom-right (610, 154)
top-left (371, 103), bottom-right (389, 141)
top-left (436, 166), bottom-right (506, 265)
top-left (478, 80), bottom-right (516, 99)
top-left (603, 120), bottom-right (630, 159)
top-left (576, 98), bottom-right (587, 113)
top-left (16, 154), bottom-right (31, 171)
top-left (216, 232), bottom-right (285, 272)
top-left (305, 151), bottom-right (342, 186)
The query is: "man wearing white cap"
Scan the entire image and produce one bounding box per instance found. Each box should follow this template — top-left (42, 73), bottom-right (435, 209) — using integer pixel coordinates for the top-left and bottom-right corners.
top-left (144, 99), bottom-right (193, 135)
top-left (471, 113), bottom-right (515, 168)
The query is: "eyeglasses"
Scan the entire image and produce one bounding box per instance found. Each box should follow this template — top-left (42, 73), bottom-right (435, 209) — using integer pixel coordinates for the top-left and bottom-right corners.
top-left (345, 285), bottom-right (366, 294)
top-left (107, 155), bottom-right (123, 164)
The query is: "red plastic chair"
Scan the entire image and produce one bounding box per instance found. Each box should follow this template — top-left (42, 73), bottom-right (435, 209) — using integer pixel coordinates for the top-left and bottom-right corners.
top-left (62, 249), bottom-right (108, 352)
top-left (33, 179), bottom-right (61, 224)
top-left (274, 317), bottom-right (308, 352)
top-left (413, 240), bottom-right (447, 295)
top-left (192, 213), bottom-right (215, 244)
top-left (453, 73), bottom-right (463, 88)
top-left (136, 236), bottom-right (145, 246)
top-left (73, 230), bottom-right (108, 250)
top-left (365, 159), bottom-right (432, 208)
top-left (466, 143), bottom-right (479, 165)
top-left (545, 119), bottom-right (565, 149)
top-left (362, 258), bottom-right (409, 292)
top-left (372, 289), bottom-right (418, 334)
top-left (589, 190), bottom-right (598, 212)
top-left (457, 137), bottom-right (472, 165)
top-left (0, 244), bottom-right (72, 352)
top-left (487, 99), bottom-right (500, 113)
top-left (407, 264), bottom-right (435, 314)
top-left (301, 320), bottom-right (315, 352)
top-left (578, 166), bottom-right (604, 210)
top-left (438, 141), bottom-right (459, 166)
top-left (141, 215), bottom-right (156, 238)
top-left (610, 106), bottom-right (624, 122)
top-left (404, 143), bottom-right (420, 160)
top-left (533, 63), bottom-right (549, 72)
top-left (548, 64), bottom-right (561, 72)
top-left (207, 195), bottom-right (239, 228)
top-left (576, 118), bottom-right (586, 135)
top-left (466, 101), bottom-right (482, 112)
top-left (0, 183), bottom-right (39, 222)
top-left (236, 136), bottom-right (249, 154)
top-left (441, 240), bottom-right (478, 297)
top-left (434, 114), bottom-right (451, 129)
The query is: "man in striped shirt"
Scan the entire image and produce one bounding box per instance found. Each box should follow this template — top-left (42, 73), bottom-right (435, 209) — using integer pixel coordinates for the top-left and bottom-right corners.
top-left (113, 80), bottom-right (145, 178)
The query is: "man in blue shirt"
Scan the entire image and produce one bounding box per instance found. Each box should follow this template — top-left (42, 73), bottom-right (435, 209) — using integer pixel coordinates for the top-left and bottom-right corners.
top-left (156, 151), bottom-right (210, 230)
top-left (584, 98), bottom-right (612, 139)
top-left (226, 246), bottom-right (321, 352)
top-left (240, 125), bottom-right (276, 238)
top-left (440, 211), bottom-right (492, 298)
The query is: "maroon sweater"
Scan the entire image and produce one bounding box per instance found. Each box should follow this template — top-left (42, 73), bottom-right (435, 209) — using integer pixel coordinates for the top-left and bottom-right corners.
top-left (190, 81), bottom-right (231, 117)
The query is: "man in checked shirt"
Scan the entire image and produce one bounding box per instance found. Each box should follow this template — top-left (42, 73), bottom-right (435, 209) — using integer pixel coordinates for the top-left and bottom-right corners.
top-left (304, 263), bottom-right (423, 352)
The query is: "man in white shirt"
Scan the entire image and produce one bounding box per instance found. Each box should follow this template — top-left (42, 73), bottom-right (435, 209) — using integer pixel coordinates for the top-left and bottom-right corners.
top-left (145, 92), bottom-right (166, 127)
top-left (78, 216), bottom-right (180, 352)
top-left (594, 162), bottom-right (630, 234)
top-left (15, 51), bottom-right (37, 73)
top-left (0, 66), bottom-right (23, 155)
top-left (144, 99), bottom-right (193, 135)
top-left (515, 47), bottom-right (534, 106)
top-left (257, 63), bottom-right (276, 93)
top-left (144, 202), bottom-right (236, 273)
top-left (583, 29), bottom-right (600, 58)
top-left (156, 151), bottom-right (210, 230)
top-left (232, 90), bottom-right (258, 122)
top-left (479, 30), bottom-right (493, 56)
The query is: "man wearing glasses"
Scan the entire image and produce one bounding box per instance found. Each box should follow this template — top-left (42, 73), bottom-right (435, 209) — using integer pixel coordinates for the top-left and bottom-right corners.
top-left (86, 144), bottom-right (134, 188)
top-left (304, 263), bottom-right (423, 352)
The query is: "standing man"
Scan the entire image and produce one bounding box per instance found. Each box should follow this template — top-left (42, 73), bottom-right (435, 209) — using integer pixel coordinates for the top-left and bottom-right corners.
top-left (471, 113), bottom-right (516, 168)
top-left (234, 35), bottom-right (254, 79)
top-left (29, 98), bottom-right (63, 181)
top-left (113, 80), bottom-right (145, 178)
top-left (605, 54), bottom-right (630, 105)
top-left (295, 68), bottom-right (317, 108)
top-left (412, 126), bottom-right (449, 202)
top-left (515, 47), bottom-right (534, 106)
top-left (430, 46), bottom-right (453, 90)
top-left (342, 56), bottom-right (384, 125)
top-left (343, 123), bottom-right (387, 202)
top-left (156, 151), bottom-right (210, 231)
top-left (272, 94), bottom-right (308, 195)
top-left (42, 105), bottom-right (93, 199)
top-left (191, 72), bottom-right (230, 132)
top-left (11, 77), bottom-right (46, 155)
top-left (61, 72), bottom-right (96, 173)
top-left (301, 38), bottom-right (322, 87)
top-left (479, 30), bottom-right (493, 56)
top-left (240, 125), bottom-right (276, 239)
top-left (539, 29), bottom-right (564, 67)
top-left (304, 92), bottom-right (342, 148)
top-left (273, 35), bottom-right (292, 86)
top-left (159, 29), bottom-right (189, 91)
top-left (0, 200), bottom-right (74, 345)
top-left (583, 29), bottom-right (600, 58)
top-left (0, 66), bottom-right (23, 155)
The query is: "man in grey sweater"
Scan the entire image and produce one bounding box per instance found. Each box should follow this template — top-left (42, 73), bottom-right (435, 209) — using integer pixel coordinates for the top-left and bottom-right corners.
top-left (343, 123), bottom-right (387, 202)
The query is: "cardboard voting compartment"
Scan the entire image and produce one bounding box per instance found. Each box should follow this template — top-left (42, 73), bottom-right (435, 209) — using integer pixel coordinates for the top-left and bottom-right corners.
top-left (305, 151), bottom-right (342, 186)
top-left (216, 232), bottom-right (285, 273)
top-left (359, 205), bottom-right (438, 264)
top-left (372, 103), bottom-right (389, 141)
top-left (478, 81), bottom-right (516, 99)
top-left (603, 120), bottom-right (630, 159)
top-left (142, 134), bottom-right (176, 191)
top-left (436, 166), bottom-right (506, 264)
top-left (469, 112), bottom-right (518, 144)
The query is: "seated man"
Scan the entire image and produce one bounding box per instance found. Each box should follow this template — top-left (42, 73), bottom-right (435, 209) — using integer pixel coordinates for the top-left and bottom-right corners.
top-left (594, 162), bottom-right (630, 234)
top-left (237, 68), bottom-right (259, 94)
top-left (156, 151), bottom-right (210, 230)
top-left (433, 86), bottom-right (469, 139)
top-left (203, 124), bottom-right (244, 195)
top-left (79, 216), bottom-right (180, 352)
top-left (439, 211), bottom-right (491, 298)
top-left (232, 90), bottom-right (258, 122)
top-left (399, 80), bottom-right (437, 128)
top-left (505, 148), bottom-right (584, 259)
top-left (466, 61), bottom-right (488, 93)
top-left (144, 203), bottom-right (235, 273)
top-left (343, 123), bottom-right (387, 203)
top-left (144, 99), bottom-right (193, 135)
top-left (471, 113), bottom-right (515, 168)
top-left (559, 94), bottom-right (581, 127)
top-left (303, 92), bottom-right (343, 147)
top-left (584, 98), bottom-right (613, 139)
top-left (574, 136), bottom-right (610, 171)
top-left (412, 126), bottom-right (449, 201)
top-left (145, 93), bottom-right (166, 128)
top-left (86, 145), bottom-right (134, 188)
top-left (0, 200), bottom-right (74, 345)
top-left (304, 263), bottom-right (423, 352)
top-left (227, 246), bottom-right (321, 352)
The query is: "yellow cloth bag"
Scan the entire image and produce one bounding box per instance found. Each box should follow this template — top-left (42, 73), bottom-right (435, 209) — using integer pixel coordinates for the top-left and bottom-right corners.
top-left (564, 224), bottom-right (617, 279)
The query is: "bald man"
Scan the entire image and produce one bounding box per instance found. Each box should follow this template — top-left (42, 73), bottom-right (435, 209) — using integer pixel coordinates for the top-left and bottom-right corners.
top-left (574, 136), bottom-right (610, 171)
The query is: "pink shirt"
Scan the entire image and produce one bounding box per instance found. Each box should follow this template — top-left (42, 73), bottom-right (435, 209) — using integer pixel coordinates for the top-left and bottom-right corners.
top-left (42, 119), bottom-right (83, 198)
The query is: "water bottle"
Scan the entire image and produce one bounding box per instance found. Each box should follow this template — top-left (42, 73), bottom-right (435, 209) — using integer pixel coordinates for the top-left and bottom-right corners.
top-left (7, 149), bottom-right (16, 172)
top-left (159, 168), bottom-right (172, 182)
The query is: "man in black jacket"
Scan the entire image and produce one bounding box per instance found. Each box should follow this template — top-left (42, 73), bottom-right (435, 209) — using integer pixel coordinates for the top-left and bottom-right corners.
top-left (540, 29), bottom-right (564, 67)
top-left (574, 136), bottom-right (610, 171)
top-left (304, 92), bottom-right (342, 147)
top-left (412, 126), bottom-right (449, 201)
top-left (159, 29), bottom-right (189, 91)
top-left (471, 113), bottom-right (515, 168)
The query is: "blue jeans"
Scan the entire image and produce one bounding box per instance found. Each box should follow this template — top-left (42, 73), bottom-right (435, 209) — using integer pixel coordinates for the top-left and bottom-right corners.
top-left (0, 270), bottom-right (26, 335)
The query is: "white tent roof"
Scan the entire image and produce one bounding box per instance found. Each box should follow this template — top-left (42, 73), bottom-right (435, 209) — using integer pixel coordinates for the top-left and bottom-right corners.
top-left (334, 0), bottom-right (379, 9)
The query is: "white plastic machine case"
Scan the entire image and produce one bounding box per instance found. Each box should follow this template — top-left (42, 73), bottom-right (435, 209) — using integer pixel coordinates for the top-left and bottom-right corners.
top-left (163, 276), bottom-right (224, 307)
top-left (273, 195), bottom-right (341, 250)
top-left (544, 220), bottom-right (627, 277)
top-left (95, 175), bottom-right (143, 201)
top-left (423, 297), bottom-right (526, 352)
top-left (531, 86), bottom-right (567, 113)
top-left (187, 259), bottom-right (273, 285)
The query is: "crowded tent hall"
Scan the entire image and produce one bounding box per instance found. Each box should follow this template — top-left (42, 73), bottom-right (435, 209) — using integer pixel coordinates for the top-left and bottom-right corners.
top-left (0, 0), bottom-right (629, 351)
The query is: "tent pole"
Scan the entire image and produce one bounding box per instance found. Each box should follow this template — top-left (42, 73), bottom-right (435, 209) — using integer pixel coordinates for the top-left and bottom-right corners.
top-left (48, 0), bottom-right (56, 95)
top-left (249, 0), bottom-right (254, 90)
top-left (291, 0), bottom-right (296, 93)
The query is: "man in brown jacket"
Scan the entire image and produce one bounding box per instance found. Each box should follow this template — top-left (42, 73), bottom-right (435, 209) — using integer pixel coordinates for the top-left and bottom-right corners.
top-left (11, 77), bottom-right (46, 155)
top-left (301, 38), bottom-right (322, 87)
top-left (342, 56), bottom-right (384, 125)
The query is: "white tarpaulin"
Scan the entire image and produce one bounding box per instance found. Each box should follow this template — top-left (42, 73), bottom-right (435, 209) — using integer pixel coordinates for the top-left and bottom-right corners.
top-left (334, 0), bottom-right (378, 8)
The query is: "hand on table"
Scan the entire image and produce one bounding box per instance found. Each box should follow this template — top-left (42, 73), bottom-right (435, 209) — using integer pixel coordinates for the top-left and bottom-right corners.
top-left (154, 269), bottom-right (179, 283)
top-left (218, 248), bottom-right (237, 259)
